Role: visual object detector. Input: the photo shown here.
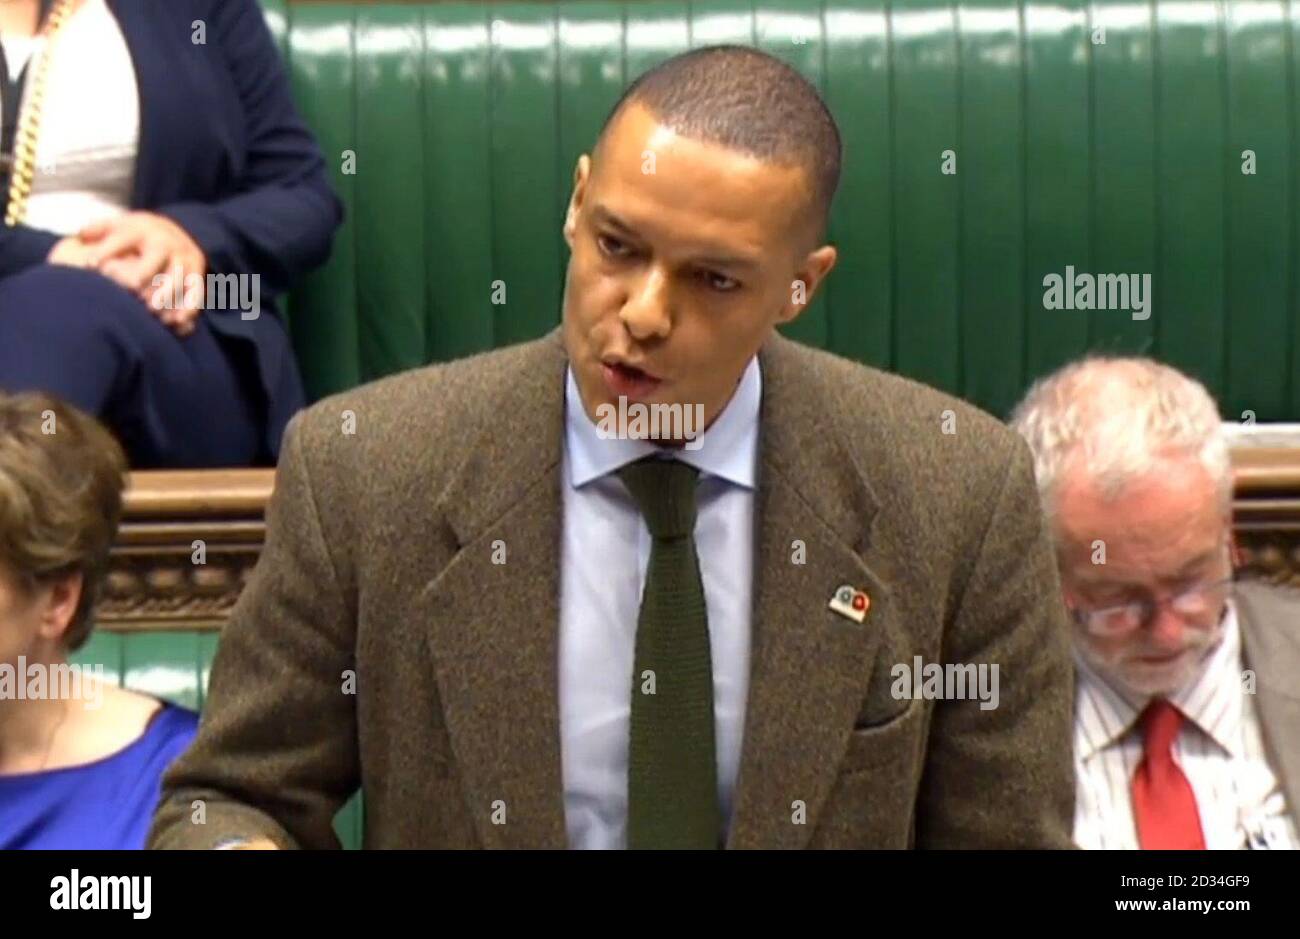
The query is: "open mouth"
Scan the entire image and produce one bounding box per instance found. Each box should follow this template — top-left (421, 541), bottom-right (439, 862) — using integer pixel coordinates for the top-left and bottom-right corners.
top-left (600, 359), bottom-right (663, 400)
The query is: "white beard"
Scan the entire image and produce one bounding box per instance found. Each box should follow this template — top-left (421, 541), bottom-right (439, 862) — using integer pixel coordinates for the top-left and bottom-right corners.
top-left (1076, 614), bottom-right (1227, 702)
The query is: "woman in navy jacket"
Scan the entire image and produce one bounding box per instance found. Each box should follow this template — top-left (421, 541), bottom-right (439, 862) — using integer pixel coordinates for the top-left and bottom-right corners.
top-left (0, 0), bottom-right (342, 466)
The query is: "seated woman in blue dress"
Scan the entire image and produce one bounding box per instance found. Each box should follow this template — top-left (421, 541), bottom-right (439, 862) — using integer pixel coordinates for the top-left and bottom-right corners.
top-left (0, 391), bottom-right (198, 848)
top-left (0, 0), bottom-right (343, 468)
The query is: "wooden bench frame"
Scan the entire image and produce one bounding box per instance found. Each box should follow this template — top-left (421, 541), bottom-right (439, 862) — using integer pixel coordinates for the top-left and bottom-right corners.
top-left (98, 448), bottom-right (1300, 632)
top-left (103, 471), bottom-right (273, 632)
top-left (1232, 448), bottom-right (1300, 588)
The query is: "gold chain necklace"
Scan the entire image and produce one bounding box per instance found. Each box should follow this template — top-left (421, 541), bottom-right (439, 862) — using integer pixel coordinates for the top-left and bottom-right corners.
top-left (3, 0), bottom-right (75, 227)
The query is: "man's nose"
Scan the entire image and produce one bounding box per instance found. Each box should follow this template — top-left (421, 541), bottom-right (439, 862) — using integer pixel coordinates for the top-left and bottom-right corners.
top-left (1146, 606), bottom-right (1186, 648)
top-left (619, 266), bottom-right (672, 341)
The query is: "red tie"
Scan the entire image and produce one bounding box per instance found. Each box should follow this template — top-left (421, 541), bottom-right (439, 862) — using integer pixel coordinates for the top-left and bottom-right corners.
top-left (1131, 699), bottom-right (1206, 850)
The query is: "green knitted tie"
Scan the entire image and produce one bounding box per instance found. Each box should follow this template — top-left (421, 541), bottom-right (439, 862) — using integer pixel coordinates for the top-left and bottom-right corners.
top-left (618, 456), bottom-right (719, 850)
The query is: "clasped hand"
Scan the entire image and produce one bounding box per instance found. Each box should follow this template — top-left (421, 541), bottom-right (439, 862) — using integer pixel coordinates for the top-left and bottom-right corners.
top-left (48, 211), bottom-right (207, 338)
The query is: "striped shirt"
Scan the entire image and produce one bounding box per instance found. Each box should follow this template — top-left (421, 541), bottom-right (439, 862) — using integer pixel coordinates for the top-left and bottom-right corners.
top-left (1073, 601), bottom-right (1298, 849)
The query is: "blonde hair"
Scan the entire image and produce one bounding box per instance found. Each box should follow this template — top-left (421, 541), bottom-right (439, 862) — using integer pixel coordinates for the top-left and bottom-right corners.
top-left (0, 392), bottom-right (128, 650)
top-left (1009, 357), bottom-right (1231, 528)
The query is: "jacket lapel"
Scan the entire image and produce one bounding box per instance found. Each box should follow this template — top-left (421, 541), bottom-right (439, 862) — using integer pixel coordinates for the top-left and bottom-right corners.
top-left (417, 330), bottom-right (570, 848)
top-left (726, 335), bottom-right (893, 848)
top-left (107, 0), bottom-right (175, 210)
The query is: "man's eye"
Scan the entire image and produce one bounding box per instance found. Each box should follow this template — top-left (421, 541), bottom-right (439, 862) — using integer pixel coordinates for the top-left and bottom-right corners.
top-left (596, 234), bottom-right (629, 258)
top-left (699, 270), bottom-right (739, 292)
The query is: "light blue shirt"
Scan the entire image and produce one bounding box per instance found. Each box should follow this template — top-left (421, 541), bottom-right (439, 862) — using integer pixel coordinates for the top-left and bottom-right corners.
top-left (559, 358), bottom-right (761, 849)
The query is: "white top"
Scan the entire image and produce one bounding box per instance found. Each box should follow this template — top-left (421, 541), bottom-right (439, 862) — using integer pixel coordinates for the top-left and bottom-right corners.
top-left (1073, 601), bottom-right (1298, 849)
top-left (559, 359), bottom-right (761, 849)
top-left (0, 0), bottom-right (139, 234)
top-left (2, 33), bottom-right (39, 81)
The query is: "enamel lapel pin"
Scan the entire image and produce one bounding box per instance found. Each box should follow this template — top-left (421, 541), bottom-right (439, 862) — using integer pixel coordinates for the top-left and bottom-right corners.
top-left (828, 584), bottom-right (871, 624)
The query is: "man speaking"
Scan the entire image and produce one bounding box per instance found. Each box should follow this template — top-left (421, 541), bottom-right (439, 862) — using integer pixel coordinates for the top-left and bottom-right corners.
top-left (150, 45), bottom-right (1074, 849)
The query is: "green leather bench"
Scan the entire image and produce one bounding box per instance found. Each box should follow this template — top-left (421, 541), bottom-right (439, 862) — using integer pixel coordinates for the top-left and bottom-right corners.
top-left (83, 0), bottom-right (1300, 850)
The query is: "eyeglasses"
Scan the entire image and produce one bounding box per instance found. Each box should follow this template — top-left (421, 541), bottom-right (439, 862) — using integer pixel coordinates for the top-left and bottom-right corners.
top-left (1068, 575), bottom-right (1236, 637)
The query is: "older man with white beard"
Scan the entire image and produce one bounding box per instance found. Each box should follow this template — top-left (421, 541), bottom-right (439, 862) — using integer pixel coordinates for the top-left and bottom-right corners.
top-left (1012, 358), bottom-right (1300, 850)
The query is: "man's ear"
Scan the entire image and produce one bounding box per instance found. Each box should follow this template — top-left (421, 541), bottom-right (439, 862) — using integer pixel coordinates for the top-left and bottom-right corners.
top-left (775, 244), bottom-right (838, 326)
top-left (36, 572), bottom-right (83, 645)
top-left (563, 154), bottom-right (592, 248)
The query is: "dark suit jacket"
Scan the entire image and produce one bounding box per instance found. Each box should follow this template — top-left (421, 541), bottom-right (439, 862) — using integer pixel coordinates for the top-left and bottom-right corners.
top-left (0, 0), bottom-right (342, 459)
top-left (1236, 581), bottom-right (1300, 828)
top-left (149, 330), bottom-right (1076, 848)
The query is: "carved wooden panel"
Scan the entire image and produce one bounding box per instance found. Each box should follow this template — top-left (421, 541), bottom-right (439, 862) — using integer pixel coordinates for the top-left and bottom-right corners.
top-left (1232, 448), bottom-right (1300, 589)
top-left (99, 471), bottom-right (272, 632)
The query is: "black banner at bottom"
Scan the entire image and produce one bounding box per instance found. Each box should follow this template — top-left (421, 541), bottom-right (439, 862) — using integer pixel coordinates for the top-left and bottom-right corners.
top-left (0, 849), bottom-right (1285, 925)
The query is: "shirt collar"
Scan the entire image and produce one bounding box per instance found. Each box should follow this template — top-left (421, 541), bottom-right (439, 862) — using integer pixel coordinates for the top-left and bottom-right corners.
top-left (564, 357), bottom-right (761, 490)
top-left (1074, 653), bottom-right (1137, 762)
top-left (1168, 600), bottom-right (1243, 758)
top-left (1074, 600), bottom-right (1244, 761)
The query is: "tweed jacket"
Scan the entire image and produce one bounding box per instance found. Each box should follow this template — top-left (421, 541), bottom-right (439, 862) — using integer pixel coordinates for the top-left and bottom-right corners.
top-left (149, 328), bottom-right (1076, 848)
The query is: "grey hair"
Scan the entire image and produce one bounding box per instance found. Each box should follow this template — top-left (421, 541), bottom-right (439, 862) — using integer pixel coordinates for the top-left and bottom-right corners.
top-left (1009, 356), bottom-right (1232, 528)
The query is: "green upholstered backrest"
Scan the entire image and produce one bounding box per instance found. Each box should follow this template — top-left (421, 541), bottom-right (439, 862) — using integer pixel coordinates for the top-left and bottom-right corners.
top-left (262, 0), bottom-right (1300, 422)
top-left (69, 632), bottom-right (365, 849)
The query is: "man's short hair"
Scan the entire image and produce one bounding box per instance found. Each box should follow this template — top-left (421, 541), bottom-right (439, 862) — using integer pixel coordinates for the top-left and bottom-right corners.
top-left (0, 392), bottom-right (128, 650)
top-left (1009, 357), bottom-right (1232, 530)
top-left (597, 44), bottom-right (842, 241)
